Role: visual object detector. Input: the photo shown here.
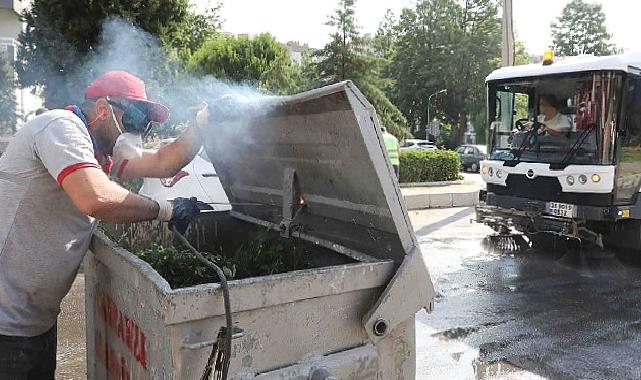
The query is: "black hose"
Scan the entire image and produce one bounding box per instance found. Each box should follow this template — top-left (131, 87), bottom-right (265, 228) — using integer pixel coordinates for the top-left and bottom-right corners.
top-left (171, 225), bottom-right (233, 380)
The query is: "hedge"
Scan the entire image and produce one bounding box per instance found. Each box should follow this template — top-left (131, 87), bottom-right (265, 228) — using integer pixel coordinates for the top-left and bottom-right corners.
top-left (399, 149), bottom-right (461, 183)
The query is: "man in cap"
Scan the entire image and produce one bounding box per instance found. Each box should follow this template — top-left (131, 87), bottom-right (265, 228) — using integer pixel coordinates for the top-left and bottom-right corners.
top-left (0, 70), bottom-right (208, 379)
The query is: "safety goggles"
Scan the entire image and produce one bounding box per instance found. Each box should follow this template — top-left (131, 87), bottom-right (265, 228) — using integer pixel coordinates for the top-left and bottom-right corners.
top-left (105, 98), bottom-right (153, 137)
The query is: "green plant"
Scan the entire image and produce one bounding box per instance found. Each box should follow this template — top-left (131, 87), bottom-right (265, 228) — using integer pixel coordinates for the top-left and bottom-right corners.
top-left (126, 227), bottom-right (314, 289)
top-left (399, 149), bottom-right (460, 183)
top-left (135, 244), bottom-right (236, 289)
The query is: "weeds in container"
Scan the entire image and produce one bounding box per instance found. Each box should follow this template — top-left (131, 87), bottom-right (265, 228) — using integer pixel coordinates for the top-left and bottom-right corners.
top-left (135, 244), bottom-right (236, 288)
top-left (232, 229), bottom-right (296, 278)
top-left (127, 228), bottom-right (314, 288)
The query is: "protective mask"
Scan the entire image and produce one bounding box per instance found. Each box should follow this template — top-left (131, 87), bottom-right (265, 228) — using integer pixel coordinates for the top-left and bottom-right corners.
top-left (112, 132), bottom-right (143, 161)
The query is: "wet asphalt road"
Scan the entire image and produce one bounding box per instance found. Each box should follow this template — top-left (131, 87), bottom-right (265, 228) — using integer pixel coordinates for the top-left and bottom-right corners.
top-left (414, 207), bottom-right (641, 380)
top-left (57, 204), bottom-right (641, 379)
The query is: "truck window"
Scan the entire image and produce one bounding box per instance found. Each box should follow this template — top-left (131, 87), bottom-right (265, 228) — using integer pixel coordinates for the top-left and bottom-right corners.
top-left (515, 93), bottom-right (529, 121)
top-left (616, 76), bottom-right (641, 202)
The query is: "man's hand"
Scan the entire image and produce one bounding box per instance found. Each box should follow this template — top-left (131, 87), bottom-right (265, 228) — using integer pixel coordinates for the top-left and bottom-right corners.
top-left (194, 102), bottom-right (209, 131)
top-left (165, 197), bottom-right (213, 235)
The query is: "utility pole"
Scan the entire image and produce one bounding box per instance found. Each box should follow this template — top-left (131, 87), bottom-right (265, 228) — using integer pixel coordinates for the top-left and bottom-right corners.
top-left (501, 0), bottom-right (515, 67)
top-left (426, 89), bottom-right (447, 140)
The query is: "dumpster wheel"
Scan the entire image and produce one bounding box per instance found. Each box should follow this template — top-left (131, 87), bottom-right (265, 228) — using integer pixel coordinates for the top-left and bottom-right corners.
top-left (172, 226), bottom-right (235, 380)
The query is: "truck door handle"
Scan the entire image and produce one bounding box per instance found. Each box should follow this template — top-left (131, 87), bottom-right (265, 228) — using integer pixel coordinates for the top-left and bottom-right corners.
top-left (202, 173), bottom-right (218, 178)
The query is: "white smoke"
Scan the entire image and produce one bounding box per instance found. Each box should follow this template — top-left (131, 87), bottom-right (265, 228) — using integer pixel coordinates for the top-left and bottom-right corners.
top-left (76, 17), bottom-right (276, 133)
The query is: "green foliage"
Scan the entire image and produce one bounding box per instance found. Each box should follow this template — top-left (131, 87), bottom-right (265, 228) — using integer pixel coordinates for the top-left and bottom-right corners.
top-left (304, 0), bottom-right (409, 139)
top-left (131, 228), bottom-right (313, 289)
top-left (0, 53), bottom-right (16, 135)
top-left (15, 0), bottom-right (217, 108)
top-left (399, 149), bottom-right (461, 182)
top-left (360, 82), bottom-right (411, 139)
top-left (229, 229), bottom-right (311, 279)
top-left (135, 244), bottom-right (236, 289)
top-left (389, 0), bottom-right (501, 144)
top-left (167, 4), bottom-right (222, 61)
top-left (310, 0), bottom-right (370, 85)
top-left (551, 0), bottom-right (616, 57)
top-left (189, 33), bottom-right (299, 95)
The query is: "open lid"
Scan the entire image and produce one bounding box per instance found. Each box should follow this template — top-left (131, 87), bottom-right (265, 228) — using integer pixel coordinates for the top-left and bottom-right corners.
top-left (202, 81), bottom-right (417, 264)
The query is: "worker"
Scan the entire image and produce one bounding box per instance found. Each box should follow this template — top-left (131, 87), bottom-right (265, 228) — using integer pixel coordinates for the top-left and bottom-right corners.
top-left (0, 70), bottom-right (209, 379)
top-left (381, 127), bottom-right (400, 178)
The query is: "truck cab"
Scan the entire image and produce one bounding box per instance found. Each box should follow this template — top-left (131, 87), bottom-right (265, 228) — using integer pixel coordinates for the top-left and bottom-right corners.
top-left (476, 53), bottom-right (641, 250)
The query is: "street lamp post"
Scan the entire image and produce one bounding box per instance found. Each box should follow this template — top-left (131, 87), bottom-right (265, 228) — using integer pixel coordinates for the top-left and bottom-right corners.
top-left (426, 89), bottom-right (447, 137)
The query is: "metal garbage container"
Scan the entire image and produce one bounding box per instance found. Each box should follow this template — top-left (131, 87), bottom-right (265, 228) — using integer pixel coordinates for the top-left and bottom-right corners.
top-left (85, 81), bottom-right (435, 379)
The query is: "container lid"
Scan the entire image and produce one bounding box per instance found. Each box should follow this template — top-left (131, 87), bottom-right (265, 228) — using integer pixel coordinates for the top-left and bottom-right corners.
top-left (202, 82), bottom-right (417, 263)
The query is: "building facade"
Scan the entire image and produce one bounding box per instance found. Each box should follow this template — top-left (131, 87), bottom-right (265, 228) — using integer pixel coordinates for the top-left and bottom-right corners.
top-left (0, 0), bottom-right (43, 132)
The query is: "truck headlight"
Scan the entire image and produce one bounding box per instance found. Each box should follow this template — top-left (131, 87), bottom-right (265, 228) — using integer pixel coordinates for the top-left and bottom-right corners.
top-left (496, 169), bottom-right (503, 179)
top-left (566, 175), bottom-right (575, 186)
top-left (481, 166), bottom-right (488, 174)
top-left (591, 174), bottom-right (601, 183)
top-left (488, 167), bottom-right (494, 177)
top-left (579, 174), bottom-right (588, 184)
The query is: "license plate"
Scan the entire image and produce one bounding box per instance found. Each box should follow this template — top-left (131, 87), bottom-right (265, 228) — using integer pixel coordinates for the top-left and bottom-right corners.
top-left (546, 202), bottom-right (576, 218)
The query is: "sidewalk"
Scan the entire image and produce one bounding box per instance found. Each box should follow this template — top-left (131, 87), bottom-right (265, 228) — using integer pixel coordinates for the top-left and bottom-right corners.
top-left (401, 181), bottom-right (483, 210)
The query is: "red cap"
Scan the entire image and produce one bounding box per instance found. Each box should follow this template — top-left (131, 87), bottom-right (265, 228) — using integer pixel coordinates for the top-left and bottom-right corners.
top-left (85, 70), bottom-right (170, 123)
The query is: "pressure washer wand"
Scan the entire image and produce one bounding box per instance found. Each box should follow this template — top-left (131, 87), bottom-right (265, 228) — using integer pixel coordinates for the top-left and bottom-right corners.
top-left (201, 201), bottom-right (271, 208)
top-left (170, 225), bottom-right (232, 380)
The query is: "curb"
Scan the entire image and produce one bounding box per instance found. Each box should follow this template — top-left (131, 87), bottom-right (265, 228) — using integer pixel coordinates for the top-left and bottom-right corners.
top-left (400, 180), bottom-right (464, 188)
top-left (403, 190), bottom-right (480, 210)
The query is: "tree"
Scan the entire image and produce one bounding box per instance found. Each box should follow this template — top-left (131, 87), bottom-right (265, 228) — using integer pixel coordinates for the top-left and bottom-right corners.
top-left (16, 0), bottom-right (218, 108)
top-left (551, 0), bottom-right (616, 57)
top-left (389, 0), bottom-right (501, 146)
top-left (188, 33), bottom-right (299, 95)
top-left (0, 53), bottom-right (17, 135)
top-left (168, 4), bottom-right (222, 61)
top-left (305, 0), bottom-right (410, 138)
top-left (373, 9), bottom-right (399, 61)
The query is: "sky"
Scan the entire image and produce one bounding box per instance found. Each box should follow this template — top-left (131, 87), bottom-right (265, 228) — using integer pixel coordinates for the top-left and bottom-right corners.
top-left (193, 0), bottom-right (641, 54)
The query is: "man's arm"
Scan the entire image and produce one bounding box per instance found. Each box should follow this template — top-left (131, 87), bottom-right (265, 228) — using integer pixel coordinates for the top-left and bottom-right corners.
top-left (119, 126), bottom-right (202, 180)
top-left (61, 166), bottom-right (160, 223)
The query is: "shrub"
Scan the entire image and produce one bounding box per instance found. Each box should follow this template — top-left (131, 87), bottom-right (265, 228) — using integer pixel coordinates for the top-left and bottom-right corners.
top-left (399, 149), bottom-right (461, 183)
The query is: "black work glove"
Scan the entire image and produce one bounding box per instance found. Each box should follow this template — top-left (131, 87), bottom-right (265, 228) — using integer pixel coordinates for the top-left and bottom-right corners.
top-left (169, 197), bottom-right (212, 235)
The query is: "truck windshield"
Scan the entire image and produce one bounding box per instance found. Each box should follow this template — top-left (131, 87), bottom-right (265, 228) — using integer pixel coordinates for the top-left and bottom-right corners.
top-left (488, 72), bottom-right (622, 166)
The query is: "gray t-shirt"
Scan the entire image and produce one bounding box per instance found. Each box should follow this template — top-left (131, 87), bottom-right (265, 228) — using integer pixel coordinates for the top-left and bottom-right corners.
top-left (0, 109), bottom-right (100, 337)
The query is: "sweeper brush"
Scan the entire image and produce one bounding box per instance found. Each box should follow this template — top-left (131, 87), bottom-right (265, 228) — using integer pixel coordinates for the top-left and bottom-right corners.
top-left (482, 233), bottom-right (529, 254)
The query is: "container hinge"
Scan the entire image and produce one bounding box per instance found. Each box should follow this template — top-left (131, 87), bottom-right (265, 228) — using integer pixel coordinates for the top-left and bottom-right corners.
top-left (362, 246), bottom-right (435, 343)
top-left (280, 168), bottom-right (306, 238)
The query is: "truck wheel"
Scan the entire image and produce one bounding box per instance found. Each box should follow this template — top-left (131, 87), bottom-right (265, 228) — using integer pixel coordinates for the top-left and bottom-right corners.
top-left (471, 163), bottom-right (479, 173)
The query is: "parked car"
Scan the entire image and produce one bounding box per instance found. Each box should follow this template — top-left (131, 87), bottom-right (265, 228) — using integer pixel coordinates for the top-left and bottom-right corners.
top-left (400, 139), bottom-right (437, 151)
top-left (456, 144), bottom-right (487, 172)
top-left (139, 144), bottom-right (231, 211)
